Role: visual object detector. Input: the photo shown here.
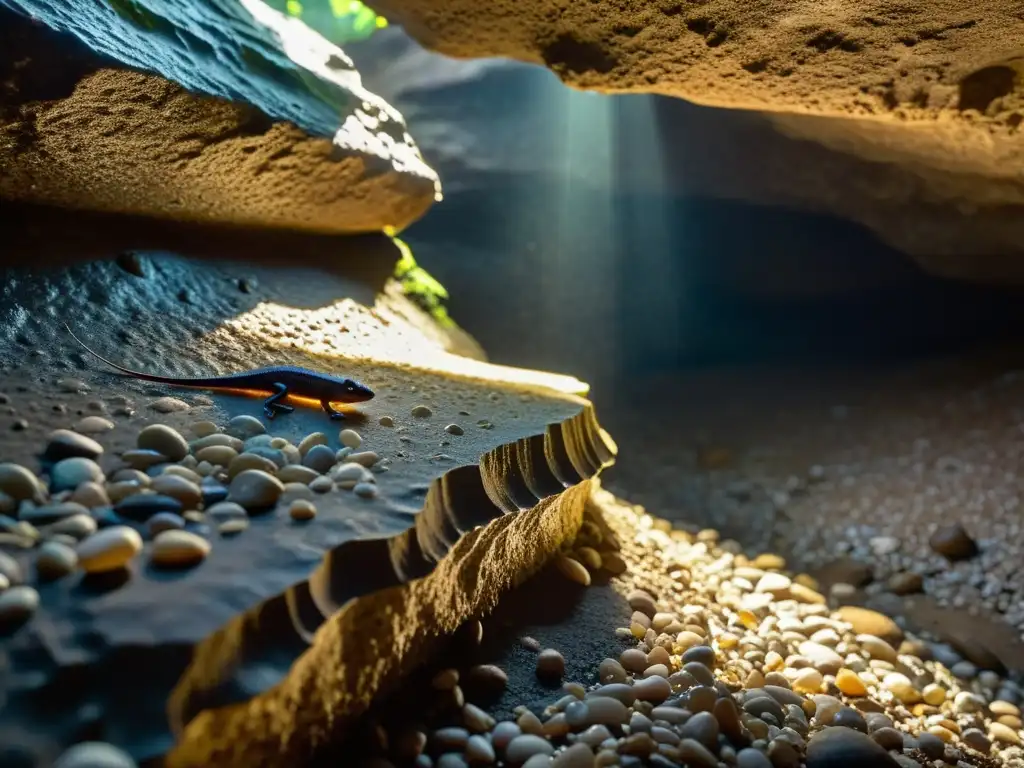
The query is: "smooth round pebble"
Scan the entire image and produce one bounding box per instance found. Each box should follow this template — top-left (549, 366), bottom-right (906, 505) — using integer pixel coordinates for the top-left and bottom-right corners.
top-left (411, 405), bottom-right (433, 417)
top-left (54, 741), bottom-right (138, 768)
top-left (36, 541), bottom-right (78, 580)
top-left (151, 530), bottom-right (210, 568)
top-left (537, 649), bottom-right (565, 680)
top-left (444, 423), bottom-right (464, 436)
top-left (0, 585), bottom-right (39, 627)
top-left (148, 512), bottom-right (186, 536)
top-left (353, 482), bottom-right (378, 499)
top-left (75, 416), bottom-right (115, 434)
top-left (150, 397), bottom-right (190, 413)
top-left (0, 463), bottom-right (43, 501)
top-left (289, 499), bottom-right (317, 521)
top-left (45, 429), bottom-right (104, 461)
top-left (150, 475), bottom-right (202, 507)
top-left (227, 469), bottom-right (284, 510)
top-left (226, 415), bottom-right (265, 439)
top-left (191, 421), bottom-right (220, 438)
top-left (805, 727), bottom-right (900, 768)
top-left (137, 424), bottom-right (189, 462)
top-left (302, 444), bottom-right (336, 474)
top-left (506, 734), bottom-right (554, 763)
top-left (339, 429), bottom-right (362, 448)
top-left (51, 457), bottom-right (105, 492)
top-left (556, 554), bottom-right (591, 586)
top-left (297, 432), bottom-right (328, 456)
top-left (218, 519), bottom-right (249, 535)
top-left (77, 526), bottom-right (143, 573)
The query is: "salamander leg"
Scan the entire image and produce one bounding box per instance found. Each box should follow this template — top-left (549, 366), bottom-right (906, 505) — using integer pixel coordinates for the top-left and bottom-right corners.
top-left (263, 383), bottom-right (294, 419)
top-left (321, 398), bottom-right (346, 420)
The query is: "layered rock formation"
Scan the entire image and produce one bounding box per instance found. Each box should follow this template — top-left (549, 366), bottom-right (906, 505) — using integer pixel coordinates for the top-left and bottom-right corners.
top-left (363, 0), bottom-right (1024, 278)
top-left (0, 1), bottom-right (439, 234)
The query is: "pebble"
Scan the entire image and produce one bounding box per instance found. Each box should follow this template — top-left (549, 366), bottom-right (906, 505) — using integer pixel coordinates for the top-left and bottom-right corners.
top-left (149, 475), bottom-right (202, 507)
top-left (226, 415), bottom-right (265, 439)
top-left (556, 554), bottom-right (591, 586)
top-left (45, 513), bottom-right (97, 539)
top-left (0, 551), bottom-right (24, 587)
top-left (137, 424), bottom-right (190, 461)
top-left (348, 451), bottom-right (380, 468)
top-left (917, 731), bottom-right (945, 758)
top-left (792, 668), bottom-right (823, 694)
top-left (445, 424), bottom-right (464, 436)
top-left (506, 734), bottom-right (554, 762)
top-left (990, 722), bottom-right (1022, 745)
top-left (835, 669), bottom-right (868, 697)
top-left (57, 377), bottom-right (88, 393)
top-left (121, 449), bottom-right (167, 470)
top-left (74, 416), bottom-right (115, 434)
top-left (194, 445), bottom-right (238, 466)
top-left (339, 428), bottom-right (362, 448)
top-left (411, 405), bottom-right (433, 417)
top-left (309, 476), bottom-right (334, 493)
top-left (0, 463), bottom-right (43, 501)
top-left (148, 512), bottom-right (186, 536)
top-left (289, 499), bottom-right (317, 521)
top-left (856, 634), bottom-right (898, 664)
top-left (218, 519), bottom-right (249, 535)
top-left (67, 481), bottom-right (109, 508)
top-left (537, 649), bottom-right (565, 681)
top-left (115, 494), bottom-right (183, 521)
top-left (205, 501), bottom-right (248, 521)
top-left (150, 397), bottom-right (191, 413)
top-left (736, 748), bottom-right (773, 768)
top-left (887, 571), bottom-right (923, 595)
top-left (302, 444), bottom-right (337, 474)
top-left (227, 469), bottom-right (284, 510)
top-left (227, 452), bottom-right (278, 479)
top-left (151, 530), bottom-right (211, 568)
top-left (928, 522), bottom-right (978, 560)
top-left (191, 421), bottom-right (220, 438)
top-left (53, 741), bottom-right (138, 768)
top-left (551, 743), bottom-right (593, 768)
top-left (19, 499), bottom-right (85, 526)
top-left (353, 482), bottom-right (378, 499)
top-left (805, 726), bottom-right (900, 768)
top-left (881, 673), bottom-right (919, 704)
top-left (298, 432), bottom-right (328, 456)
top-left (799, 641), bottom-right (844, 675)
top-left (51, 457), bottom-right (105, 491)
top-left (832, 707), bottom-right (867, 733)
top-left (36, 541), bottom-right (78, 580)
top-left (379, 416), bottom-right (395, 427)
top-left (276, 465), bottom-right (319, 484)
top-left (45, 429), bottom-right (104, 461)
top-left (76, 526), bottom-right (143, 573)
top-left (676, 739), bottom-right (718, 768)
top-left (0, 585), bottom-right (39, 627)
top-left (333, 462), bottom-right (371, 489)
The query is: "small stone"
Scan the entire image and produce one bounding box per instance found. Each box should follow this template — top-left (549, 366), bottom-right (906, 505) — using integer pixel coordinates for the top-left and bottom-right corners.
top-left (289, 499), bottom-right (317, 521)
top-left (74, 416), bottom-right (115, 435)
top-left (205, 501), bottom-right (248, 521)
top-left (148, 512), bottom-right (186, 537)
top-left (917, 732), bottom-right (945, 759)
top-left (537, 649), bottom-right (565, 681)
top-left (44, 513), bottom-right (97, 539)
top-left (53, 741), bottom-right (138, 768)
top-left (149, 475), bottom-right (202, 507)
top-left (51, 457), bottom-right (105, 492)
top-left (962, 728), bottom-right (991, 753)
top-left (36, 541), bottom-right (78, 580)
top-left (77, 526), bottom-right (143, 573)
top-left (805, 726), bottom-right (899, 768)
top-left (227, 469), bottom-right (284, 510)
top-left (465, 734), bottom-right (496, 763)
top-left (332, 462), bottom-right (370, 489)
top-left (627, 589), bottom-right (657, 617)
top-left (338, 428), bottom-right (362, 449)
top-left (870, 727), bottom-right (904, 751)
top-left (150, 397), bottom-right (191, 413)
top-left (137, 424), bottom-right (189, 461)
top-left (681, 711), bottom-right (718, 750)
top-left (556, 554), bottom-right (591, 586)
top-left (989, 722), bottom-right (1021, 745)
top-left (226, 415), bottom-right (265, 439)
top-left (378, 416), bottom-right (395, 427)
top-left (301, 444), bottom-right (336, 474)
top-left (309, 476), bottom-right (334, 493)
top-left (57, 377), bottom-right (89, 393)
top-left (348, 451), bottom-right (380, 467)
top-left (151, 530), bottom-right (210, 569)
top-left (466, 664), bottom-right (508, 693)
top-left (887, 571), bottom-right (923, 595)
top-left (114, 494), bottom-right (183, 521)
top-left (120, 449), bottom-right (167, 470)
top-left (552, 743), bottom-right (593, 768)
top-left (799, 641), bottom-right (844, 675)
top-left (881, 673), bottom-right (919, 704)
top-left (736, 748), bottom-right (773, 768)
top-left (928, 522), bottom-right (978, 560)
top-left (0, 584), bottom-right (38, 627)
top-left (411, 405), bottom-right (433, 417)
top-left (811, 695), bottom-right (843, 725)
top-left (856, 634), bottom-right (898, 664)
top-left (676, 738), bottom-right (719, 768)
top-left (506, 735), bottom-right (554, 762)
top-left (191, 421), bottom-right (220, 438)
top-left (834, 607), bottom-right (902, 645)
top-left (463, 702), bottom-right (495, 732)
top-left (353, 482), bottom-right (378, 499)
top-left (445, 424), bottom-right (464, 436)
top-left (0, 551), bottom-right (22, 585)
top-left (0, 463), bottom-right (43, 501)
top-left (216, 518), bottom-right (247, 535)
top-left (832, 707), bottom-right (867, 732)
top-left (793, 668), bottom-right (823, 694)
top-left (836, 669), bottom-right (869, 697)
top-left (194, 445), bottom-right (238, 466)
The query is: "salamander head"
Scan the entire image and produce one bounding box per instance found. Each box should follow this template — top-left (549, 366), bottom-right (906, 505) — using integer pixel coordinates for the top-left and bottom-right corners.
top-left (334, 377), bottom-right (375, 403)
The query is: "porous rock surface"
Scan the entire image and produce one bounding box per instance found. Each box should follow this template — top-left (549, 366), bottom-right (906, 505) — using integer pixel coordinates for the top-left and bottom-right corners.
top-left (0, 2), bottom-right (439, 234)
top-left (366, 0), bottom-right (1024, 275)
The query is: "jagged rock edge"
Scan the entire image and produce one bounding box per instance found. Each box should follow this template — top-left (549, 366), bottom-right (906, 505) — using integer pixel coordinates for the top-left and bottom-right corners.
top-left (164, 401), bottom-right (616, 766)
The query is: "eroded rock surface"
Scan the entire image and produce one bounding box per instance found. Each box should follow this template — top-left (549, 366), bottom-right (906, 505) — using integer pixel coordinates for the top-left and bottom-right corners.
top-left (0, 2), bottom-right (439, 233)
top-left (363, 2), bottom-right (1024, 273)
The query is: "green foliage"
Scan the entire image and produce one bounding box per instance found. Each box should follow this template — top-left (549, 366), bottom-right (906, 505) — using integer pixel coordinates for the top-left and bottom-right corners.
top-left (392, 237), bottom-right (454, 329)
top-left (276, 0), bottom-right (388, 45)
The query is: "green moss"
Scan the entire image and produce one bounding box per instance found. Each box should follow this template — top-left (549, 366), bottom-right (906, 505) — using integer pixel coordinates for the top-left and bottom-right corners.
top-left (392, 237), bottom-right (454, 329)
top-left (278, 0), bottom-right (387, 44)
